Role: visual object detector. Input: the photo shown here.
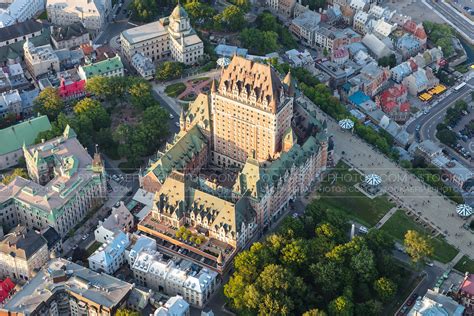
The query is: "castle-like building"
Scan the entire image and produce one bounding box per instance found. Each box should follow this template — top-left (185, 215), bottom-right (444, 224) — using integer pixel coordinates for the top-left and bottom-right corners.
top-left (139, 56), bottom-right (328, 272)
top-left (120, 4), bottom-right (204, 65)
top-left (0, 126), bottom-right (107, 237)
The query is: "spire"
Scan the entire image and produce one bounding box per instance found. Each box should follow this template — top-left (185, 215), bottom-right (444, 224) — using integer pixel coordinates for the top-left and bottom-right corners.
top-left (283, 70), bottom-right (294, 96)
top-left (217, 251), bottom-right (223, 266)
top-left (211, 78), bottom-right (217, 93)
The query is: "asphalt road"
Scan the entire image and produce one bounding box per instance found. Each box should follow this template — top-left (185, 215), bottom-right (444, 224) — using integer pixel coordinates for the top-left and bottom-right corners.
top-left (406, 78), bottom-right (474, 134)
top-left (426, 0), bottom-right (474, 42)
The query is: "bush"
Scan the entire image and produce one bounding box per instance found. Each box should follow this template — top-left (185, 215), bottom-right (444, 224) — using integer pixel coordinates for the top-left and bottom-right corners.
top-left (165, 83), bottom-right (186, 97)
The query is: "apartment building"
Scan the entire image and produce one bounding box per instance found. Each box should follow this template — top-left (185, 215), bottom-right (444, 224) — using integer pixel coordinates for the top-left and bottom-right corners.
top-left (131, 247), bottom-right (218, 308)
top-left (51, 22), bottom-right (90, 50)
top-left (88, 232), bottom-right (130, 274)
top-left (0, 0), bottom-right (45, 28)
top-left (78, 55), bottom-right (124, 81)
top-left (131, 52), bottom-right (156, 80)
top-left (121, 4), bottom-right (203, 65)
top-left (46, 0), bottom-right (111, 34)
top-left (2, 258), bottom-right (133, 315)
top-left (0, 126), bottom-right (107, 236)
top-left (0, 226), bottom-right (49, 282)
top-left (95, 201), bottom-right (134, 243)
top-left (23, 40), bottom-right (60, 79)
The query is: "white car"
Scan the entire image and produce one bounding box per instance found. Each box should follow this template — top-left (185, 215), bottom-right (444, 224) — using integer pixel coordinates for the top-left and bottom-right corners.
top-left (169, 114), bottom-right (174, 119)
top-left (175, 122), bottom-right (180, 127)
top-left (358, 226), bottom-right (369, 234)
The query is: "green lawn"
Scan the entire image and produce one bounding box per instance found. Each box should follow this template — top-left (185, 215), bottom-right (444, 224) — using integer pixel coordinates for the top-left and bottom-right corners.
top-left (381, 210), bottom-right (458, 264)
top-left (165, 82), bottom-right (186, 97)
top-left (85, 241), bottom-right (102, 257)
top-left (454, 255), bottom-right (474, 273)
top-left (317, 162), bottom-right (395, 227)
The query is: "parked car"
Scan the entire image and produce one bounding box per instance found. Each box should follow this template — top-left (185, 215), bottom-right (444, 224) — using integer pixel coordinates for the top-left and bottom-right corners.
top-left (169, 114), bottom-right (174, 119)
top-left (358, 226), bottom-right (369, 234)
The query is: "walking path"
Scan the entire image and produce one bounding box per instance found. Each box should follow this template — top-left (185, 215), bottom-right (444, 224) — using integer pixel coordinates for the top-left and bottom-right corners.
top-left (299, 95), bottom-right (474, 259)
top-left (375, 207), bottom-right (399, 228)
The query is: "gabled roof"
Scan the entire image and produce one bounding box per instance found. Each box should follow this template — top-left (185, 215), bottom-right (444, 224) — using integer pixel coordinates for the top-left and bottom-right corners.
top-left (0, 19), bottom-right (43, 43)
top-left (0, 115), bottom-right (51, 155)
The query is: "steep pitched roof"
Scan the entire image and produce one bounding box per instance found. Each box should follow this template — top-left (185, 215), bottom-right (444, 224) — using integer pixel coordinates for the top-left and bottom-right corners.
top-left (0, 115), bottom-right (51, 155)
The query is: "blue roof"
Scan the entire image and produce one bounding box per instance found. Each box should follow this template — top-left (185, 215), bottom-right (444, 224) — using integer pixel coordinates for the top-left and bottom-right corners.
top-left (348, 90), bottom-right (371, 105)
top-left (215, 44), bottom-right (248, 58)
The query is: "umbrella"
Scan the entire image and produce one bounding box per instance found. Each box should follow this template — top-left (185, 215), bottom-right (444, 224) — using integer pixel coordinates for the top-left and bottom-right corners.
top-left (217, 57), bottom-right (231, 68)
top-left (339, 119), bottom-right (354, 130)
top-left (365, 174), bottom-right (382, 186)
top-left (456, 204), bottom-right (473, 217)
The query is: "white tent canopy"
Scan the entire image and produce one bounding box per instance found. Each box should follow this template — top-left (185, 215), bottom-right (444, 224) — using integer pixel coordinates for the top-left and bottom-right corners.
top-left (365, 174), bottom-right (382, 186)
top-left (456, 204), bottom-right (473, 217)
top-left (339, 119), bottom-right (354, 130)
top-left (217, 57), bottom-right (231, 68)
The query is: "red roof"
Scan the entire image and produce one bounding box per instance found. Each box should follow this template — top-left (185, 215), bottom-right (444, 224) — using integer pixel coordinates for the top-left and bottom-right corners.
top-left (460, 274), bottom-right (474, 296)
top-left (400, 102), bottom-right (410, 112)
top-left (403, 20), bottom-right (417, 33)
top-left (409, 59), bottom-right (418, 71)
top-left (0, 278), bottom-right (15, 304)
top-left (382, 101), bottom-right (397, 112)
top-left (414, 27), bottom-right (427, 40)
top-left (59, 79), bottom-right (86, 98)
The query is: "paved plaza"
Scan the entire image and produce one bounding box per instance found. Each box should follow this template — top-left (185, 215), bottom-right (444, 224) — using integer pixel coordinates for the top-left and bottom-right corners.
top-left (299, 96), bottom-right (474, 260)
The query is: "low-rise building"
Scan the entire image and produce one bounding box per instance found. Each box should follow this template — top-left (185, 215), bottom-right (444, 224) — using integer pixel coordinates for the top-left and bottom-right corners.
top-left (459, 273), bottom-right (474, 314)
top-left (349, 61), bottom-right (390, 97)
top-left (121, 4), bottom-right (203, 65)
top-left (314, 26), bottom-right (361, 52)
top-left (214, 44), bottom-right (248, 58)
top-left (0, 115), bottom-right (51, 171)
top-left (154, 296), bottom-right (190, 316)
top-left (316, 59), bottom-right (348, 88)
top-left (289, 10), bottom-right (321, 46)
top-left (2, 258), bottom-right (134, 315)
top-left (0, 89), bottom-right (21, 117)
top-left (403, 67), bottom-right (439, 96)
top-left (377, 84), bottom-right (411, 122)
top-left (416, 140), bottom-right (443, 160)
top-left (88, 231), bottom-right (130, 274)
top-left (285, 49), bottom-right (314, 67)
top-left (362, 33), bottom-right (392, 59)
top-left (391, 59), bottom-right (417, 83)
top-left (0, 0), bottom-right (45, 28)
top-left (266, 0), bottom-right (297, 17)
top-left (46, 0), bottom-right (112, 35)
top-left (403, 19), bottom-right (427, 45)
top-left (0, 226), bottom-right (49, 282)
top-left (78, 55), bottom-right (124, 81)
top-left (408, 289), bottom-right (464, 316)
top-left (95, 201), bottom-right (134, 243)
top-left (0, 126), bottom-right (107, 236)
top-left (58, 77), bottom-right (86, 101)
top-left (51, 22), bottom-right (90, 50)
top-left (131, 247), bottom-right (218, 308)
top-left (0, 19), bottom-right (43, 48)
top-left (131, 52), bottom-right (155, 80)
top-left (396, 34), bottom-right (422, 59)
top-left (23, 41), bottom-right (60, 79)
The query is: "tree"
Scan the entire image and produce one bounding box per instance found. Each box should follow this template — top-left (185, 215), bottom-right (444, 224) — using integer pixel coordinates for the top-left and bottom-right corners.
top-left (33, 87), bottom-right (64, 120)
top-left (128, 80), bottom-right (155, 110)
top-left (116, 308), bottom-right (140, 316)
top-left (303, 309), bottom-right (328, 316)
top-left (1, 168), bottom-right (28, 185)
top-left (214, 5), bottom-right (245, 32)
top-left (378, 54), bottom-right (397, 68)
top-left (240, 29), bottom-right (279, 55)
top-left (129, 0), bottom-right (158, 22)
top-left (74, 98), bottom-right (110, 130)
top-left (404, 230), bottom-right (434, 264)
top-left (328, 296), bottom-right (353, 316)
top-left (85, 76), bottom-right (113, 100)
top-left (184, 1), bottom-right (215, 25)
top-left (156, 61), bottom-right (184, 81)
top-left (436, 128), bottom-right (457, 146)
top-left (323, 47), bottom-right (329, 57)
top-left (373, 277), bottom-right (397, 302)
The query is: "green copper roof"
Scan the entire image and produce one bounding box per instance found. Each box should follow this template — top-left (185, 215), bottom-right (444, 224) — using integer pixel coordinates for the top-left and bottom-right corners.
top-left (0, 115), bottom-right (52, 155)
top-left (148, 125), bottom-right (208, 182)
top-left (81, 56), bottom-right (123, 78)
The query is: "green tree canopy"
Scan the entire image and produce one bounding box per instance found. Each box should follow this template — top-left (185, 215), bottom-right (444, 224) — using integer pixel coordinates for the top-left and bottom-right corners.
top-left (404, 230), bottom-right (434, 265)
top-left (156, 61), bottom-right (184, 81)
top-left (129, 0), bottom-right (158, 22)
top-left (74, 98), bottom-right (111, 130)
top-left (116, 308), bottom-right (140, 316)
top-left (373, 277), bottom-right (397, 302)
top-left (33, 87), bottom-right (64, 120)
top-left (240, 29), bottom-right (279, 55)
top-left (214, 5), bottom-right (245, 32)
top-left (1, 168), bottom-right (28, 185)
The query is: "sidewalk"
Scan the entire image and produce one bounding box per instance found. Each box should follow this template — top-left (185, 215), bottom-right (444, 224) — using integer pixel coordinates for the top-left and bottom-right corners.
top-left (375, 207), bottom-right (399, 228)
